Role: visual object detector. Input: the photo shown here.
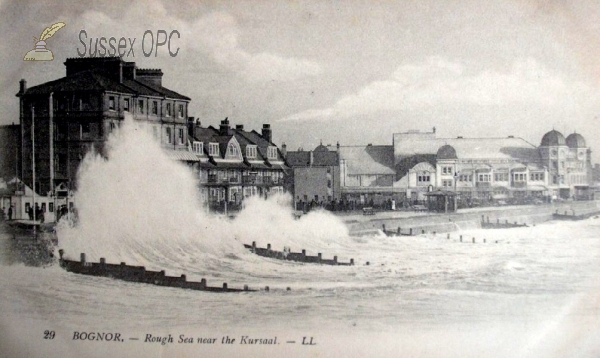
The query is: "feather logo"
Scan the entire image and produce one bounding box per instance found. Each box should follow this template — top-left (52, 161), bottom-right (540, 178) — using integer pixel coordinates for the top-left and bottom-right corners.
top-left (24, 22), bottom-right (66, 62)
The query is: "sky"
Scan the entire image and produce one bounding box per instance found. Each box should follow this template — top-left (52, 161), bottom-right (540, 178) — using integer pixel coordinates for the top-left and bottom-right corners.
top-left (1, 0), bottom-right (600, 158)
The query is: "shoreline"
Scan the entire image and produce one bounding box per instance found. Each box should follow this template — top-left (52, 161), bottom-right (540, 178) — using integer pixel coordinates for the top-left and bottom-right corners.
top-left (340, 200), bottom-right (600, 235)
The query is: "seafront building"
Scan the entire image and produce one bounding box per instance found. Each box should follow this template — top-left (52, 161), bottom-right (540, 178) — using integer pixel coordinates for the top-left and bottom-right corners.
top-left (188, 118), bottom-right (287, 211)
top-left (285, 144), bottom-right (341, 208)
top-left (321, 128), bottom-right (593, 208)
top-left (11, 57), bottom-right (287, 220)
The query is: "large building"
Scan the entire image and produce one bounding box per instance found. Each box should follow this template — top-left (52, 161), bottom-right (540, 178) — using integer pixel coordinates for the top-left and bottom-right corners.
top-left (188, 118), bottom-right (287, 212)
top-left (17, 57), bottom-right (192, 200)
top-left (328, 128), bottom-right (593, 207)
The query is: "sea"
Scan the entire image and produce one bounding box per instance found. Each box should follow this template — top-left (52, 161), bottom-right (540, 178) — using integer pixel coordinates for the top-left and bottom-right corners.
top-left (1, 118), bottom-right (599, 358)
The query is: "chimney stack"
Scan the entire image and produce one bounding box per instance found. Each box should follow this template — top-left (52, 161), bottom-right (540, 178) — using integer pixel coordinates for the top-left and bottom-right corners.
top-left (219, 118), bottom-right (230, 135)
top-left (235, 124), bottom-right (244, 130)
top-left (336, 141), bottom-right (340, 150)
top-left (281, 142), bottom-right (287, 158)
top-left (262, 124), bottom-right (272, 143)
top-left (187, 117), bottom-right (195, 137)
top-left (19, 79), bottom-right (27, 95)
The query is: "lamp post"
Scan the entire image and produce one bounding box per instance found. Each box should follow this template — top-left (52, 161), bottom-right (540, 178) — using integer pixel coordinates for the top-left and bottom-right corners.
top-left (454, 170), bottom-right (459, 212)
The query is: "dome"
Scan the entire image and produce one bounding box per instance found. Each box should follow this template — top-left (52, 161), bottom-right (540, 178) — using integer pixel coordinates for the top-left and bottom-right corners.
top-left (566, 133), bottom-right (586, 148)
top-left (437, 145), bottom-right (457, 160)
top-left (540, 130), bottom-right (566, 147)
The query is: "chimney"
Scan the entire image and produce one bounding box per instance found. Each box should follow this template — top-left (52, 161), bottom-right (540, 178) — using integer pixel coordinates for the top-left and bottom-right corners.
top-left (19, 79), bottom-right (27, 95)
top-left (136, 68), bottom-right (163, 87)
top-left (262, 124), bottom-right (272, 143)
top-left (336, 141), bottom-right (340, 150)
top-left (219, 118), bottom-right (230, 135)
top-left (281, 142), bottom-right (287, 157)
top-left (235, 124), bottom-right (244, 130)
top-left (187, 117), bottom-right (195, 137)
top-left (196, 118), bottom-right (201, 127)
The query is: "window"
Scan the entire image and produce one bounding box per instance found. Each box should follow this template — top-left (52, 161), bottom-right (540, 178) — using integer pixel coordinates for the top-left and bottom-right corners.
top-left (478, 174), bottom-right (491, 182)
top-left (178, 104), bottom-right (184, 118)
top-left (138, 100), bottom-right (144, 113)
top-left (178, 128), bottom-right (184, 144)
top-left (123, 98), bottom-right (130, 112)
top-left (193, 141), bottom-right (203, 153)
top-left (166, 127), bottom-right (172, 144)
top-left (228, 143), bottom-right (239, 156)
top-left (442, 179), bottom-right (453, 187)
top-left (530, 173), bottom-right (544, 181)
top-left (209, 143), bottom-right (220, 156)
top-left (513, 173), bottom-right (526, 181)
top-left (494, 173), bottom-right (508, 181)
top-left (459, 174), bottom-right (472, 182)
top-left (152, 101), bottom-right (158, 115)
top-left (109, 96), bottom-right (115, 110)
top-left (81, 123), bottom-right (90, 137)
top-left (166, 103), bottom-right (171, 117)
top-left (442, 166), bottom-right (453, 175)
top-left (246, 146), bottom-right (257, 158)
top-left (418, 173), bottom-right (431, 183)
top-left (267, 146), bottom-right (277, 160)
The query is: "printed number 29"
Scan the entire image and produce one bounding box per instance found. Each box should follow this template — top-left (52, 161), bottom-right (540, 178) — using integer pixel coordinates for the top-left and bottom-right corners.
top-left (44, 330), bottom-right (55, 340)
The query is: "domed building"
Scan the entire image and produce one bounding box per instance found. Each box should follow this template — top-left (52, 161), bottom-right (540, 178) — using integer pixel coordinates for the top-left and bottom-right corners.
top-left (538, 129), bottom-right (591, 199)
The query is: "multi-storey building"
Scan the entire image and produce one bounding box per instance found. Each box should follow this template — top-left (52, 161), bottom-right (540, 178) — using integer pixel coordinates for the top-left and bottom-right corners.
top-left (285, 144), bottom-right (340, 207)
top-left (15, 57), bottom-right (192, 221)
top-left (328, 128), bottom-right (593, 208)
top-left (188, 118), bottom-right (287, 211)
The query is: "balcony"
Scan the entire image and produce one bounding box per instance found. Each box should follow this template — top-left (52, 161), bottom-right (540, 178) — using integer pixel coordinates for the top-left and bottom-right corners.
top-left (476, 182), bottom-right (491, 188)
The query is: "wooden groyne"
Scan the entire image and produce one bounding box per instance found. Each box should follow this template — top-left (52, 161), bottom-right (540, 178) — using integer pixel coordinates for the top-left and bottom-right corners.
top-left (552, 209), bottom-right (600, 221)
top-left (243, 242), bottom-right (354, 266)
top-left (480, 215), bottom-right (528, 229)
top-left (58, 250), bottom-right (265, 293)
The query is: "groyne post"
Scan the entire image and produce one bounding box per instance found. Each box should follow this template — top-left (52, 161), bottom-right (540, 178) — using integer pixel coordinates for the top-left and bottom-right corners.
top-left (350, 258), bottom-right (354, 265)
top-left (409, 228), bottom-right (413, 235)
top-left (382, 224), bottom-right (386, 232)
top-left (334, 256), bottom-right (338, 264)
top-left (422, 229), bottom-right (425, 234)
top-left (481, 215), bottom-right (485, 223)
top-left (181, 274), bottom-right (186, 282)
top-left (484, 239), bottom-right (486, 243)
top-left (302, 249), bottom-right (306, 261)
top-left (80, 253), bottom-right (86, 263)
top-left (472, 237), bottom-right (475, 243)
top-left (244, 285), bottom-right (249, 291)
top-left (460, 235), bottom-right (463, 242)
top-left (265, 286), bottom-right (270, 292)
top-left (58, 249), bottom-right (64, 260)
top-left (397, 227), bottom-right (401, 235)
top-left (252, 241), bottom-right (256, 252)
top-left (200, 278), bottom-right (206, 289)
top-left (223, 283), bottom-right (228, 291)
top-left (447, 233), bottom-right (450, 240)
top-left (318, 253), bottom-right (322, 263)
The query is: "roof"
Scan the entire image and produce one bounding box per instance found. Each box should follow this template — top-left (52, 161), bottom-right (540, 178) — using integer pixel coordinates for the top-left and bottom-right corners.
top-left (394, 137), bottom-right (540, 161)
top-left (23, 70), bottom-right (190, 100)
top-left (540, 130), bottom-right (566, 147)
top-left (566, 133), bottom-right (586, 148)
top-left (164, 150), bottom-right (200, 162)
top-left (339, 145), bottom-right (395, 175)
top-left (286, 149), bottom-right (338, 167)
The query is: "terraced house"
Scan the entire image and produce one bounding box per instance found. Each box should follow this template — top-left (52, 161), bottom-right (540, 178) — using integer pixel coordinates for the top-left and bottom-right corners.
top-left (188, 118), bottom-right (287, 211)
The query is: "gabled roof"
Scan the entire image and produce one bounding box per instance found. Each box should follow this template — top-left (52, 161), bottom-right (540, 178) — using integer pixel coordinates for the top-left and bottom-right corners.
top-left (339, 145), bottom-right (395, 175)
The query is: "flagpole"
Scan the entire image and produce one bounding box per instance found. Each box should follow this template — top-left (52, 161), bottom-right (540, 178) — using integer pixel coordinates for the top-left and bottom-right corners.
top-left (32, 106), bottom-right (36, 236)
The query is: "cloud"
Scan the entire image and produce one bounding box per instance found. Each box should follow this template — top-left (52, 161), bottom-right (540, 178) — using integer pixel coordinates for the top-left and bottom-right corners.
top-left (73, 2), bottom-right (321, 82)
top-left (280, 56), bottom-right (594, 122)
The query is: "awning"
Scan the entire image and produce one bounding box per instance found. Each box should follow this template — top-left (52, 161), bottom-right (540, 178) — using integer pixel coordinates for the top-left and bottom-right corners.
top-left (165, 150), bottom-right (200, 162)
